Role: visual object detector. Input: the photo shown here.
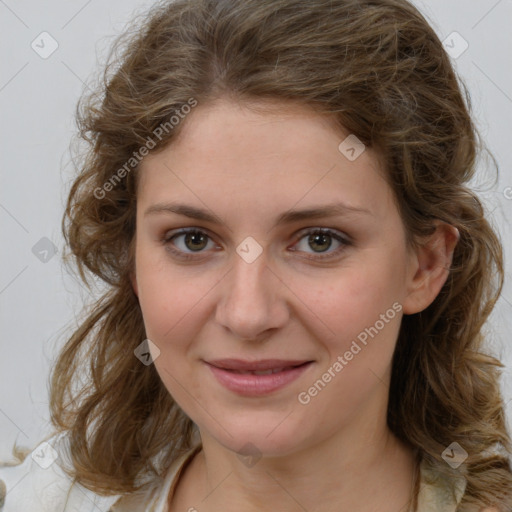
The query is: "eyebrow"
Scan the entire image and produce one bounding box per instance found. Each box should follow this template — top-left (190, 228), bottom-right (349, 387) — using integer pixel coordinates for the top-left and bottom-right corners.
top-left (144, 201), bottom-right (372, 227)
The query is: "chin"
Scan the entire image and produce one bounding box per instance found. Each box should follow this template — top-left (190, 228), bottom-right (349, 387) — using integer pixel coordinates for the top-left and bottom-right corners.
top-left (205, 420), bottom-right (312, 459)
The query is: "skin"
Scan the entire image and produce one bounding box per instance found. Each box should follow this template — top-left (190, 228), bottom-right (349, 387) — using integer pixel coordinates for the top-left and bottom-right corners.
top-left (131, 97), bottom-right (459, 512)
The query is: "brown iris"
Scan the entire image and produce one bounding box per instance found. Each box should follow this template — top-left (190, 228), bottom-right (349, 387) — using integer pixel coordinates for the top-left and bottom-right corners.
top-left (308, 232), bottom-right (332, 252)
top-left (184, 231), bottom-right (208, 251)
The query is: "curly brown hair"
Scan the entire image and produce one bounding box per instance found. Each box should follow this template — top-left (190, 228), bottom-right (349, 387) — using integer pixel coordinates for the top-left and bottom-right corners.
top-left (44, 0), bottom-right (512, 509)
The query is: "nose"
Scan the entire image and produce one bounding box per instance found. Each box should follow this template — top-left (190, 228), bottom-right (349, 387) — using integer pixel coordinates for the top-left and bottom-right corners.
top-left (214, 246), bottom-right (290, 342)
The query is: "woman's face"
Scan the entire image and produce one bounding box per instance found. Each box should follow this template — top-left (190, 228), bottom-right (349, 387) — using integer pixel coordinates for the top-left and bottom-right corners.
top-left (132, 98), bottom-right (420, 457)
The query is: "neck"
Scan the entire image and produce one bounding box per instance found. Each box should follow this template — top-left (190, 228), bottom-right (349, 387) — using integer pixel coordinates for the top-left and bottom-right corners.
top-left (192, 434), bottom-right (416, 512)
top-left (170, 386), bottom-right (418, 512)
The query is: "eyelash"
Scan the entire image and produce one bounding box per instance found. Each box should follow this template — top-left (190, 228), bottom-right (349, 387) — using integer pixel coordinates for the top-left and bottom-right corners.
top-left (161, 227), bottom-right (352, 262)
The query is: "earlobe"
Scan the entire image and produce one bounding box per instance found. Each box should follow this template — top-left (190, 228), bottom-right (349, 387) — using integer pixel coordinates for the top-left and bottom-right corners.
top-left (402, 222), bottom-right (460, 315)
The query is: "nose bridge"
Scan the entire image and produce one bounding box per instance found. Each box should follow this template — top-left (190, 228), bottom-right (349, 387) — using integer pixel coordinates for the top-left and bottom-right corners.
top-left (230, 249), bottom-right (269, 301)
top-left (215, 245), bottom-right (288, 339)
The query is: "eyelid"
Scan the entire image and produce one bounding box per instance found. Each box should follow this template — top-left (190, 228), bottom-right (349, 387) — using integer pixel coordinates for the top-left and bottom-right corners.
top-left (292, 226), bottom-right (351, 244)
top-left (161, 226), bottom-right (219, 257)
top-left (288, 227), bottom-right (352, 259)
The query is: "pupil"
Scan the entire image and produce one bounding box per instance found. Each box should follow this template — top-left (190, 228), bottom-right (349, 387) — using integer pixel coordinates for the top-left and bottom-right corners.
top-left (185, 232), bottom-right (207, 251)
top-left (309, 233), bottom-right (331, 252)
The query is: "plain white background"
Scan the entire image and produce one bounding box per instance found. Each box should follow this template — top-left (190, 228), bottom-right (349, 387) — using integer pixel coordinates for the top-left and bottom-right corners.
top-left (1, 0), bottom-right (511, 460)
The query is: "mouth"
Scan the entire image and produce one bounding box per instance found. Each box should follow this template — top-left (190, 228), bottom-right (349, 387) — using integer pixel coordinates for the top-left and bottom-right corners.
top-left (204, 359), bottom-right (314, 396)
top-left (206, 359), bottom-right (312, 373)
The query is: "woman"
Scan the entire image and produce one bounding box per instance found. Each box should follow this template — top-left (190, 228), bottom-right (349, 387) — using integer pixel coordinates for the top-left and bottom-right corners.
top-left (1, 0), bottom-right (510, 510)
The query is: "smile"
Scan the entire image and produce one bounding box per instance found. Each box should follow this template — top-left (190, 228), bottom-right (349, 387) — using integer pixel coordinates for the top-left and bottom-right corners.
top-left (204, 359), bottom-right (314, 396)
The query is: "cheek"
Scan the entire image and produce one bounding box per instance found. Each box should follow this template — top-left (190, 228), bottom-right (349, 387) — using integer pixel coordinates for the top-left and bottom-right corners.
top-left (297, 251), bottom-right (406, 351)
top-left (138, 273), bottom-right (209, 345)
top-left (134, 245), bottom-right (203, 343)
top-left (134, 252), bottom-right (210, 407)
top-left (293, 263), bottom-right (404, 435)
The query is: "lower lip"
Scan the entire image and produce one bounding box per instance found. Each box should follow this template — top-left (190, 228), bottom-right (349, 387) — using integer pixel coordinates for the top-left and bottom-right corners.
top-left (206, 362), bottom-right (313, 396)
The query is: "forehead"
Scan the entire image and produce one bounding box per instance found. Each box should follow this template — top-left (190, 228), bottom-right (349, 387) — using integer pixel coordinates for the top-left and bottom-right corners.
top-left (137, 99), bottom-right (394, 220)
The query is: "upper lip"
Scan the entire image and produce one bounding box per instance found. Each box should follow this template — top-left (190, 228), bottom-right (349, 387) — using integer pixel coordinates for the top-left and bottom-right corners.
top-left (206, 359), bottom-right (312, 371)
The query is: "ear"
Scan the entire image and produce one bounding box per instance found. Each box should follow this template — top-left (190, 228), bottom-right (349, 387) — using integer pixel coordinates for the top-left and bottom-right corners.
top-left (402, 221), bottom-right (460, 315)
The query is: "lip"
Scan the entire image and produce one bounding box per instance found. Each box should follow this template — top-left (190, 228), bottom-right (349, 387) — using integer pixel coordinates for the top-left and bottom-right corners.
top-left (205, 359), bottom-right (314, 396)
top-left (207, 358), bottom-right (312, 371)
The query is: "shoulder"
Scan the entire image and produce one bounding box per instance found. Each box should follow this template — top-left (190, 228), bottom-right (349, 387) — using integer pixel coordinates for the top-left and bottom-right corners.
top-left (417, 456), bottom-right (466, 511)
top-left (109, 443), bottom-right (203, 512)
top-left (418, 457), bottom-right (504, 512)
top-left (0, 435), bottom-right (120, 511)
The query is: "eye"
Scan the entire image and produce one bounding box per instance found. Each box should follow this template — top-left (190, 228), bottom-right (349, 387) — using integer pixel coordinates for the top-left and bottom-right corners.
top-left (291, 228), bottom-right (351, 259)
top-left (163, 228), bottom-right (218, 260)
top-left (162, 227), bottom-right (351, 262)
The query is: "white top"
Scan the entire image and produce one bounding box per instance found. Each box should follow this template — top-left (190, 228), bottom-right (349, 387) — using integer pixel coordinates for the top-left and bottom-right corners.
top-left (0, 435), bottom-right (466, 511)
